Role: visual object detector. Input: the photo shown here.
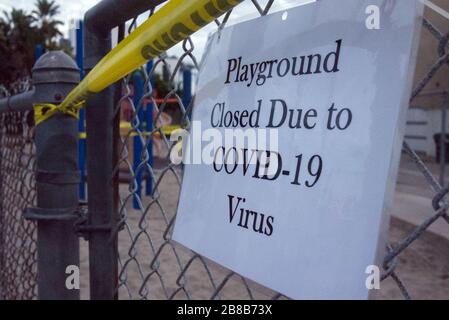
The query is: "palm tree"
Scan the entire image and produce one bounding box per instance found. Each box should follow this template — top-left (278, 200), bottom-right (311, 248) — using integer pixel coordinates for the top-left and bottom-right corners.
top-left (0, 2), bottom-right (66, 85)
top-left (2, 9), bottom-right (37, 77)
top-left (32, 0), bottom-right (63, 49)
top-left (3, 8), bottom-right (34, 32)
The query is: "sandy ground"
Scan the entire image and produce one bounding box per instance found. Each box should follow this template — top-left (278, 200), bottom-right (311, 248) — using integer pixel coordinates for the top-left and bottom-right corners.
top-left (78, 154), bottom-right (449, 300)
top-left (370, 218), bottom-right (449, 300)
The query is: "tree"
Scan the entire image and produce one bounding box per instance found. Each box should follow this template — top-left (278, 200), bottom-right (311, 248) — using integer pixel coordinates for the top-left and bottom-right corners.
top-left (32, 0), bottom-right (63, 50)
top-left (0, 1), bottom-right (66, 87)
top-left (0, 9), bottom-right (37, 84)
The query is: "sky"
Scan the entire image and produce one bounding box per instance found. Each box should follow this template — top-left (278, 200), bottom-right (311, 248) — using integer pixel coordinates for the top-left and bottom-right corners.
top-left (0, 0), bottom-right (314, 59)
top-left (0, 0), bottom-right (102, 35)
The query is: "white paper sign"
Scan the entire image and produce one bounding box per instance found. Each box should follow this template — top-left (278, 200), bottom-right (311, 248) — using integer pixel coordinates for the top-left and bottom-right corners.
top-left (173, 0), bottom-right (423, 299)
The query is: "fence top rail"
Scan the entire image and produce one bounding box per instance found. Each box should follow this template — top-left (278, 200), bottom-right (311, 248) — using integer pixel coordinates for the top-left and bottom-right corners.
top-left (85, 0), bottom-right (166, 36)
top-left (0, 89), bottom-right (34, 114)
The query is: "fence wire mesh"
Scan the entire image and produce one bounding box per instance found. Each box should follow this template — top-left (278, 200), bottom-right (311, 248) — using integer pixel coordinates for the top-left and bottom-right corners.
top-left (0, 0), bottom-right (448, 301)
top-left (112, 0), bottom-right (449, 300)
top-left (0, 79), bottom-right (37, 300)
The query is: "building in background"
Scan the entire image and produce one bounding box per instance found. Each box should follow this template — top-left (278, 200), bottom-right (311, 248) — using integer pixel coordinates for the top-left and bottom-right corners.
top-left (405, 0), bottom-right (449, 157)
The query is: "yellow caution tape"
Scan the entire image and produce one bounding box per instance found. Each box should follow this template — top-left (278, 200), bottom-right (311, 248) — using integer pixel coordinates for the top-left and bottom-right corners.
top-left (59, 0), bottom-right (243, 111)
top-left (160, 124), bottom-right (182, 136)
top-left (34, 101), bottom-right (84, 125)
top-left (80, 124), bottom-right (183, 138)
top-left (119, 122), bottom-right (132, 130)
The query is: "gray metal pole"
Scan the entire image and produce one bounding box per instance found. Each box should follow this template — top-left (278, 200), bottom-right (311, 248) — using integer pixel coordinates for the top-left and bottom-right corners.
top-left (25, 51), bottom-right (81, 300)
top-left (83, 0), bottom-right (165, 300)
top-left (0, 89), bottom-right (35, 113)
top-left (84, 19), bottom-right (118, 300)
top-left (84, 0), bottom-right (165, 36)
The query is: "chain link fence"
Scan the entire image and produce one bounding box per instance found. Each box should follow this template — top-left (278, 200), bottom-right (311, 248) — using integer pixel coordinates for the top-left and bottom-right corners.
top-left (0, 78), bottom-right (37, 300)
top-left (112, 0), bottom-right (449, 300)
top-left (115, 1), bottom-right (286, 299)
top-left (0, 0), bottom-right (448, 300)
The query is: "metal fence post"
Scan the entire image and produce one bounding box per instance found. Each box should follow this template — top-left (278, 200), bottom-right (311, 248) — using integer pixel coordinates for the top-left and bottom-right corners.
top-left (133, 71), bottom-right (144, 209)
top-left (145, 60), bottom-right (154, 196)
top-left (182, 65), bottom-right (193, 111)
top-left (76, 20), bottom-right (87, 201)
top-left (81, 0), bottom-right (183, 300)
top-left (34, 44), bottom-right (44, 62)
top-left (84, 13), bottom-right (118, 300)
top-left (29, 51), bottom-right (81, 299)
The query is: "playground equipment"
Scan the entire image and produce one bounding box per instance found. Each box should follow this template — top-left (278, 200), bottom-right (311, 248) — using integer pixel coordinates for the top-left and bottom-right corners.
top-left (75, 22), bottom-right (190, 208)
